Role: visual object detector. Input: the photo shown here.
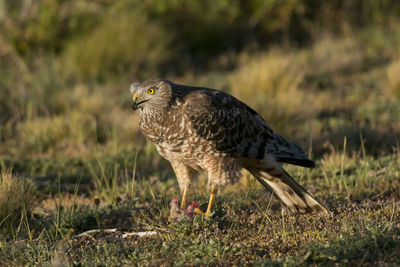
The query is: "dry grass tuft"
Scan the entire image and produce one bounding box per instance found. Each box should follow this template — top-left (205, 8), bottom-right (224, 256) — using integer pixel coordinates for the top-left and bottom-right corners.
top-left (387, 58), bottom-right (400, 98)
top-left (309, 36), bottom-right (364, 75)
top-left (228, 51), bottom-right (315, 134)
top-left (0, 166), bottom-right (36, 227)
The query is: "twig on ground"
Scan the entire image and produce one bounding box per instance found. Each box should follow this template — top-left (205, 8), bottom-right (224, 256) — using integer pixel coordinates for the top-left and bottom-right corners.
top-left (72, 228), bottom-right (117, 239)
top-left (71, 229), bottom-right (158, 239)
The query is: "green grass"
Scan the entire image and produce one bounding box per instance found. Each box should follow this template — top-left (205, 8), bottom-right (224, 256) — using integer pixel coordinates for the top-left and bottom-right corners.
top-left (0, 150), bottom-right (399, 265)
top-left (0, 165), bottom-right (36, 235)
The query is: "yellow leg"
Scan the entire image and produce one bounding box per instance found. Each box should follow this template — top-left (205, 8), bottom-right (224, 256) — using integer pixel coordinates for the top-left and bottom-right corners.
top-left (180, 185), bottom-right (189, 209)
top-left (204, 193), bottom-right (215, 217)
top-left (194, 187), bottom-right (216, 217)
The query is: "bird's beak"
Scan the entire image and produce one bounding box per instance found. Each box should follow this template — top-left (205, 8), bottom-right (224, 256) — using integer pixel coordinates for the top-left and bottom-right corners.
top-left (131, 93), bottom-right (148, 110)
top-left (132, 92), bottom-right (138, 102)
top-left (132, 92), bottom-right (139, 110)
top-left (131, 92), bottom-right (140, 110)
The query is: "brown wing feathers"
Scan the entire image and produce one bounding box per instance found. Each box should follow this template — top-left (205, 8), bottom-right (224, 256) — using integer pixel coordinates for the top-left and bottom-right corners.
top-left (176, 83), bottom-right (327, 214)
top-left (183, 87), bottom-right (315, 166)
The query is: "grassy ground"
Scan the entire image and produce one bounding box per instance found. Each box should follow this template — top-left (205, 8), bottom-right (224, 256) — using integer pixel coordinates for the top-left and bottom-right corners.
top-left (0, 149), bottom-right (399, 265)
top-left (1, 14), bottom-right (400, 266)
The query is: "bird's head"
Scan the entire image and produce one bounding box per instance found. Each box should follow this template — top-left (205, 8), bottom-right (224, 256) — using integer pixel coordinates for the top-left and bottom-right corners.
top-left (129, 79), bottom-right (173, 114)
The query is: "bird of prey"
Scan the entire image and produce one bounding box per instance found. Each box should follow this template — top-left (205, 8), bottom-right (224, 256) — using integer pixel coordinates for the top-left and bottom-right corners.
top-left (130, 79), bottom-right (329, 216)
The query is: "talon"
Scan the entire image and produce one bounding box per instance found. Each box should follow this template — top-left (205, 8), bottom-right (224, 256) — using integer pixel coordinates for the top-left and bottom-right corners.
top-left (194, 208), bottom-right (211, 217)
top-left (194, 207), bottom-right (204, 214)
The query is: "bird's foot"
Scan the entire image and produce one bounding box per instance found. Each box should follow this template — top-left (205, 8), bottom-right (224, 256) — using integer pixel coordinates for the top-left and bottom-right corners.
top-left (193, 208), bottom-right (211, 217)
top-left (193, 207), bottom-right (203, 214)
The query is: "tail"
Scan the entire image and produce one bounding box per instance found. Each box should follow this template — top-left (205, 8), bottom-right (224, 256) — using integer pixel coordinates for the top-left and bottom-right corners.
top-left (248, 169), bottom-right (331, 215)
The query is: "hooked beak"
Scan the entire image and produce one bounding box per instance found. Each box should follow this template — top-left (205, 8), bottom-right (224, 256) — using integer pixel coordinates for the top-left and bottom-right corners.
top-left (131, 93), bottom-right (148, 110)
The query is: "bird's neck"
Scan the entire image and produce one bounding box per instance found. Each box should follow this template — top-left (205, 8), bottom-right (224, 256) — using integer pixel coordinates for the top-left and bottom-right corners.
top-left (138, 105), bottom-right (168, 125)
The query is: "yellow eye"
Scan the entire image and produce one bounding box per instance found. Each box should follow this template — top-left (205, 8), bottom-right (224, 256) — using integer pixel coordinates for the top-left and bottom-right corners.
top-left (147, 88), bottom-right (155, 95)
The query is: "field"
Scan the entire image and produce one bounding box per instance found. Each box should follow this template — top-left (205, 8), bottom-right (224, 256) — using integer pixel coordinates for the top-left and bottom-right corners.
top-left (1, 1), bottom-right (400, 265)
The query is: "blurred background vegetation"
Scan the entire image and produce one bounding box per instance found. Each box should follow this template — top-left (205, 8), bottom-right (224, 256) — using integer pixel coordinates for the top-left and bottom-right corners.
top-left (1, 0), bottom-right (400, 186)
